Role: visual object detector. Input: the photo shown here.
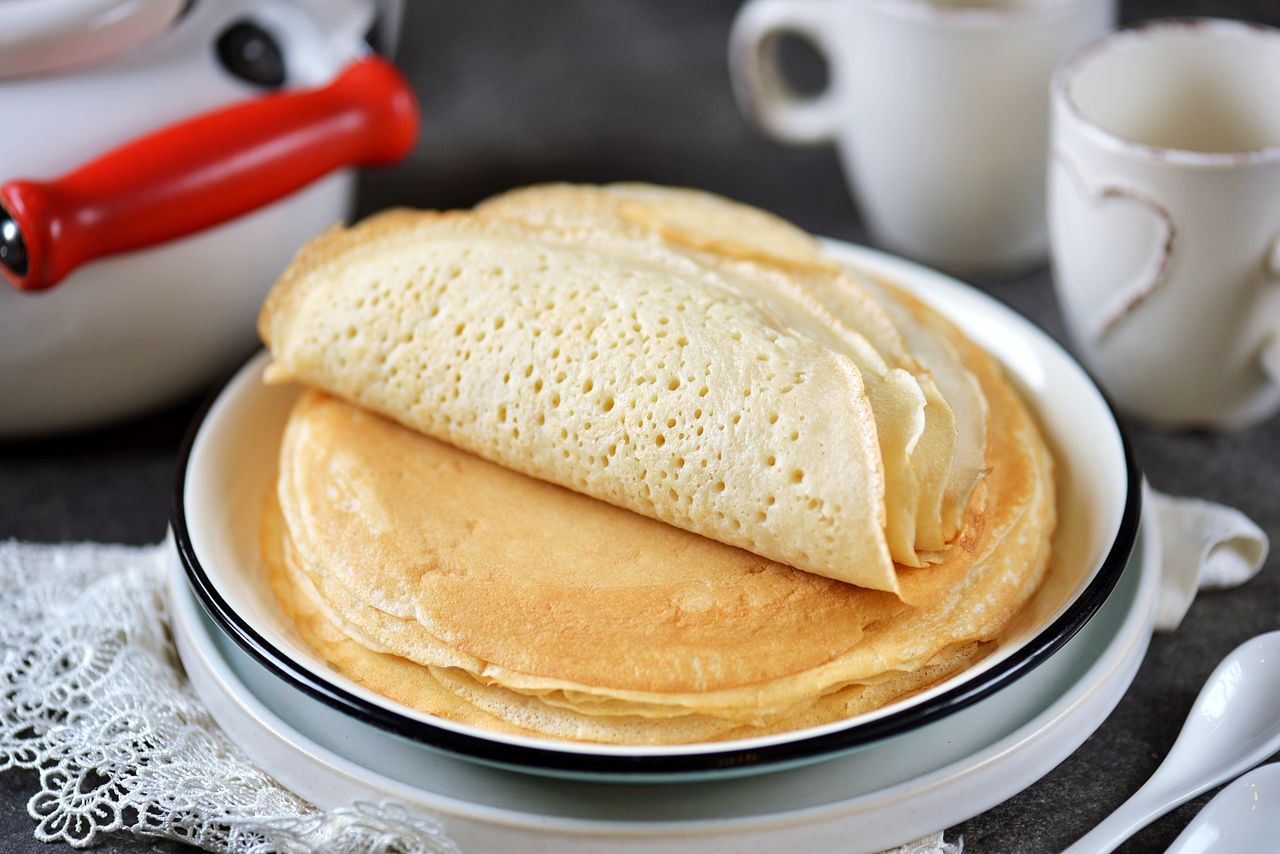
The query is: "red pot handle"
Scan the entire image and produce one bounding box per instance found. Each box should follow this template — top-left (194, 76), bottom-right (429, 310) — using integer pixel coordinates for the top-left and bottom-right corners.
top-left (0, 56), bottom-right (419, 292)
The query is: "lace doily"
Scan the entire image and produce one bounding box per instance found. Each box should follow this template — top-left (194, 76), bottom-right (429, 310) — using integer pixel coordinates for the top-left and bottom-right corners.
top-left (0, 541), bottom-right (459, 853)
top-left (0, 540), bottom-right (959, 853)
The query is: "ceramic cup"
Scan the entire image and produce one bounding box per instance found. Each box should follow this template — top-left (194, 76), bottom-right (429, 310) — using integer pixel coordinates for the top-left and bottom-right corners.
top-left (1049, 19), bottom-right (1280, 431)
top-left (729, 0), bottom-right (1114, 274)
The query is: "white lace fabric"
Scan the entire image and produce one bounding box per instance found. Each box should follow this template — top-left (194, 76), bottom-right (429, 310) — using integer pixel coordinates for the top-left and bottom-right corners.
top-left (0, 541), bottom-right (459, 853)
top-left (0, 540), bottom-right (962, 853)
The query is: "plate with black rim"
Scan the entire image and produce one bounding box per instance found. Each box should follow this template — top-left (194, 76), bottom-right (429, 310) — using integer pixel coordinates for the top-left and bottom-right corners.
top-left (171, 239), bottom-right (1140, 782)
top-left (168, 514), bottom-right (1156, 851)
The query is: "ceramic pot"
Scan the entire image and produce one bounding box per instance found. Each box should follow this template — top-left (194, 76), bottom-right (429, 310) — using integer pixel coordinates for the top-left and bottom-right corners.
top-left (0, 0), bottom-right (416, 437)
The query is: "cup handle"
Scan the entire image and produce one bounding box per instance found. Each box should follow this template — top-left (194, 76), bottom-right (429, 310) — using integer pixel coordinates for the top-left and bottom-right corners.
top-left (1260, 333), bottom-right (1280, 385)
top-left (728, 0), bottom-right (842, 146)
top-left (1259, 239), bottom-right (1280, 384)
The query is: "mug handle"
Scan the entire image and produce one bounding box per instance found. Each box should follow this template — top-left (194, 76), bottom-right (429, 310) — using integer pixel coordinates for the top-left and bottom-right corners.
top-left (1261, 334), bottom-right (1280, 384)
top-left (728, 0), bottom-right (842, 146)
top-left (1259, 239), bottom-right (1280, 384)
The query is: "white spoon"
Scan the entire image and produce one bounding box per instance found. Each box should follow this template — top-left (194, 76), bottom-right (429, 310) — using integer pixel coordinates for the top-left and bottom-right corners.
top-left (1064, 630), bottom-right (1280, 854)
top-left (1164, 762), bottom-right (1280, 854)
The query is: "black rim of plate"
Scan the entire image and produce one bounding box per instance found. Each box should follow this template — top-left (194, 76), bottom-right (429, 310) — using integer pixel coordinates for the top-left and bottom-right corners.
top-left (172, 351), bottom-right (1142, 778)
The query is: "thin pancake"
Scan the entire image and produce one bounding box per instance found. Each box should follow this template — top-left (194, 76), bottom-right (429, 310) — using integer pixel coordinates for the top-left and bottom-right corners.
top-left (270, 507), bottom-right (988, 742)
top-left (260, 184), bottom-right (1054, 744)
top-left (277, 389), bottom-right (906, 697)
top-left (260, 212), bottom-right (901, 592)
top-left (479, 183), bottom-right (972, 565)
top-left (266, 486), bottom-right (995, 744)
top-left (262, 489), bottom-right (534, 736)
top-left (271, 317), bottom-right (1050, 720)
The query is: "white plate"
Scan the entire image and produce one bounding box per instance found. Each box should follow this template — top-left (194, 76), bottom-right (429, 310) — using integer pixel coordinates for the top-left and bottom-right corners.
top-left (169, 498), bottom-right (1157, 853)
top-left (171, 239), bottom-right (1141, 778)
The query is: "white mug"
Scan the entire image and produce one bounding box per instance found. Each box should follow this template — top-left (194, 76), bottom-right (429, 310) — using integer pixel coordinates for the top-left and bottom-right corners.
top-left (730, 0), bottom-right (1114, 274)
top-left (1049, 19), bottom-right (1280, 431)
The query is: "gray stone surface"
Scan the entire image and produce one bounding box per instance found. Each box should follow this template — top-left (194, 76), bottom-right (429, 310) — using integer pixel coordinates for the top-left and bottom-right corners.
top-left (2, 1), bottom-right (1277, 851)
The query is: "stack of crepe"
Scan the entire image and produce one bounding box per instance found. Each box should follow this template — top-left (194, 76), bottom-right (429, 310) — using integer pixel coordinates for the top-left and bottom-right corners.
top-left (256, 184), bottom-right (1056, 744)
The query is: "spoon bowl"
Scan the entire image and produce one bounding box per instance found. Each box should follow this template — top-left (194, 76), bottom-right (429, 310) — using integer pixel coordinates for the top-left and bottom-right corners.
top-left (1166, 762), bottom-right (1280, 854)
top-left (1065, 630), bottom-right (1280, 853)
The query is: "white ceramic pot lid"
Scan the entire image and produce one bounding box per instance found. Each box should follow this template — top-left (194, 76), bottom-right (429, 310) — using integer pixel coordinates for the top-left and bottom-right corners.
top-left (0, 0), bottom-right (187, 78)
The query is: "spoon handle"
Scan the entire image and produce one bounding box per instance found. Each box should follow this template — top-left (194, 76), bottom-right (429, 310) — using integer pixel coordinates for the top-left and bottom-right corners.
top-left (1062, 784), bottom-right (1179, 854)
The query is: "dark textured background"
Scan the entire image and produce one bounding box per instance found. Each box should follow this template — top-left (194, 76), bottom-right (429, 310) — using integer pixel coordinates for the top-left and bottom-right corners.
top-left (3, 1), bottom-right (1279, 851)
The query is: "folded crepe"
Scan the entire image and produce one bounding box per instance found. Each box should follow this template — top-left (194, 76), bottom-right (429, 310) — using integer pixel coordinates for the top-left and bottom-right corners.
top-left (256, 183), bottom-right (1056, 744)
top-left (259, 189), bottom-right (989, 593)
top-left (477, 183), bottom-right (989, 561)
top-left (264, 311), bottom-right (1049, 740)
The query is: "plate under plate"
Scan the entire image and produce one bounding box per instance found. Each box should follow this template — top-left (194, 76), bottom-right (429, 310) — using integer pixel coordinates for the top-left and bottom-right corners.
top-left (170, 508), bottom-right (1157, 851)
top-left (172, 239), bottom-right (1141, 778)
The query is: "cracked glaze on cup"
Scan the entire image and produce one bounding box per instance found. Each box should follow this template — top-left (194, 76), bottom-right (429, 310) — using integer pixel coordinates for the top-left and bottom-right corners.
top-left (1049, 19), bottom-right (1280, 431)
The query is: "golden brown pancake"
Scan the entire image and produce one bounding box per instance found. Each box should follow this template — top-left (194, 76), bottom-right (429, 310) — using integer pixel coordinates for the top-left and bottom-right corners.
top-left (263, 313), bottom-right (1051, 740)
top-left (275, 389), bottom-right (906, 697)
top-left (265, 486), bottom-right (993, 744)
top-left (256, 183), bottom-right (1056, 745)
top-left (477, 183), bottom-right (984, 560)
top-left (259, 212), bottom-right (905, 592)
top-left (266, 482), bottom-right (829, 743)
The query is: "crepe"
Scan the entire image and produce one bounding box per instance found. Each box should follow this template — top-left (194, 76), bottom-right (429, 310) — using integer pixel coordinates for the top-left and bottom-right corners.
top-left (262, 308), bottom-right (1051, 741)
top-left (258, 201), bottom-right (987, 590)
top-left (478, 183), bottom-right (986, 557)
top-left (257, 182), bottom-right (1057, 745)
top-left (266, 505), bottom-right (985, 744)
top-left (260, 212), bottom-right (909, 591)
top-left (275, 388), bottom-right (904, 698)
